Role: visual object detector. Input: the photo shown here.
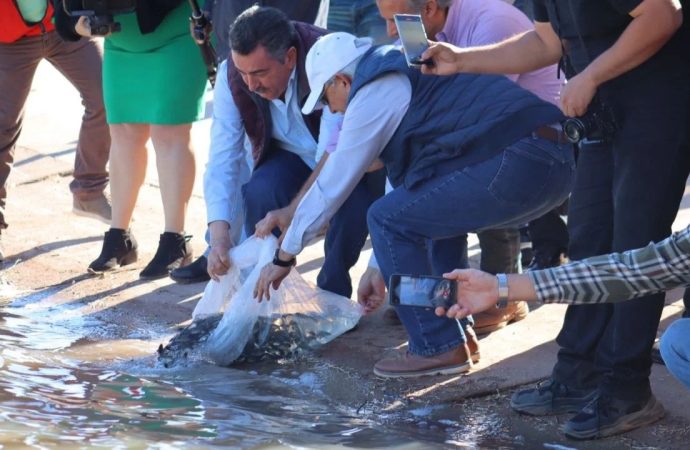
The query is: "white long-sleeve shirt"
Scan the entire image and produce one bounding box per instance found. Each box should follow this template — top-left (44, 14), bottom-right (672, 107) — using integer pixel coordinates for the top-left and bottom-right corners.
top-left (281, 72), bottom-right (412, 255)
top-left (204, 60), bottom-right (341, 227)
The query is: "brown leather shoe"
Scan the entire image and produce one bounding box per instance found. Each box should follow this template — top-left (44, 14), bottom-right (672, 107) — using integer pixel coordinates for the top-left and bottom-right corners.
top-left (374, 343), bottom-right (477, 378)
top-left (472, 301), bottom-right (529, 335)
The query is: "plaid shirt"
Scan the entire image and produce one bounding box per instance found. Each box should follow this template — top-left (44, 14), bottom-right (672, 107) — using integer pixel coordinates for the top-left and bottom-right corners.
top-left (528, 225), bottom-right (690, 304)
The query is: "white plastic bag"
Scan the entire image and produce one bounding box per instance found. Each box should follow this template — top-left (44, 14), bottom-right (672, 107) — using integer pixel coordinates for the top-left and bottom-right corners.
top-left (196, 236), bottom-right (362, 366)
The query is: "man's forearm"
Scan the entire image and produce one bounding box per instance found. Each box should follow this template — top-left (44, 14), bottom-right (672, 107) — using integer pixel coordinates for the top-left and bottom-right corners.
top-left (507, 274), bottom-right (539, 302)
top-left (208, 220), bottom-right (230, 245)
top-left (578, 0), bottom-right (682, 88)
top-left (459, 25), bottom-right (562, 75)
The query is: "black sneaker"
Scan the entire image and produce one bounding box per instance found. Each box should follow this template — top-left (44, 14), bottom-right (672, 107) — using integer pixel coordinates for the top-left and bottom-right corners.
top-left (510, 379), bottom-right (597, 416)
top-left (563, 393), bottom-right (665, 440)
top-left (170, 255), bottom-right (210, 284)
top-left (140, 232), bottom-right (193, 280)
top-left (88, 228), bottom-right (138, 272)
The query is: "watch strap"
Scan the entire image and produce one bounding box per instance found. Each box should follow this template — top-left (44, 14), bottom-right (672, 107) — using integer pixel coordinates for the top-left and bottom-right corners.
top-left (272, 248), bottom-right (296, 267)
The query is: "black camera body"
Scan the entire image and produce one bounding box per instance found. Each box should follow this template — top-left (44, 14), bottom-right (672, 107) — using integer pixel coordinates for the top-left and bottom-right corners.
top-left (563, 101), bottom-right (618, 144)
top-left (63, 0), bottom-right (136, 35)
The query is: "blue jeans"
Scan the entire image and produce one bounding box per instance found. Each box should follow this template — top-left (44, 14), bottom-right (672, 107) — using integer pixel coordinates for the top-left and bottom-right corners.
top-left (327, 0), bottom-right (392, 45)
top-left (660, 318), bottom-right (690, 391)
top-left (242, 150), bottom-right (375, 298)
top-left (368, 136), bottom-right (575, 355)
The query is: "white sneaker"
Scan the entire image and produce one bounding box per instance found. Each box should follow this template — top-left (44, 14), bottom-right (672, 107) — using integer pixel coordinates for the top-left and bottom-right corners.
top-left (73, 194), bottom-right (112, 224)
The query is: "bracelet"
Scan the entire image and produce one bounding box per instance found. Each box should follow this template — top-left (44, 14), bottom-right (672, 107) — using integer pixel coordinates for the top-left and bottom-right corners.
top-left (496, 273), bottom-right (509, 309)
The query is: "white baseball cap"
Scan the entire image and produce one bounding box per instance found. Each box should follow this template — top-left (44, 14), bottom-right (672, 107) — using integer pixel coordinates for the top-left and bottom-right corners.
top-left (301, 32), bottom-right (373, 115)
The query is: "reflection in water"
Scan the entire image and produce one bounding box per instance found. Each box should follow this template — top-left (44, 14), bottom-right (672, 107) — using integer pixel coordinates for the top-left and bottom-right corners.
top-left (0, 292), bottom-right (514, 449)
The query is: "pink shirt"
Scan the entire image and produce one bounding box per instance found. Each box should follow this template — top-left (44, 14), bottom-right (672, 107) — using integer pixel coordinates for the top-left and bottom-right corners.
top-left (436, 0), bottom-right (562, 105)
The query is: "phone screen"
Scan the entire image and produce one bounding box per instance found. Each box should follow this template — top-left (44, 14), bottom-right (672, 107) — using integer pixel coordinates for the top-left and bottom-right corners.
top-left (394, 14), bottom-right (430, 67)
top-left (390, 275), bottom-right (455, 309)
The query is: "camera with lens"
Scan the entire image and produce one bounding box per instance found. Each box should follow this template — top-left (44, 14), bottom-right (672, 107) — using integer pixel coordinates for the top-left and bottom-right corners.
top-left (62, 0), bottom-right (136, 36)
top-left (562, 100), bottom-right (618, 144)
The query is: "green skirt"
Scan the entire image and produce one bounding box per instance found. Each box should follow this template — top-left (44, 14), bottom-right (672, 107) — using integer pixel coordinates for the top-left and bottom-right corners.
top-left (103, 3), bottom-right (208, 125)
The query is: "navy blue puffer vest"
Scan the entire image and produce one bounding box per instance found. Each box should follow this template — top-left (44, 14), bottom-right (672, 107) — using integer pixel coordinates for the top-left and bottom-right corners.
top-left (349, 46), bottom-right (564, 188)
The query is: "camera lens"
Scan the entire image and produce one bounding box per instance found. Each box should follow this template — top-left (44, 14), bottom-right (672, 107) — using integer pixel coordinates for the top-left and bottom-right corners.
top-left (563, 118), bottom-right (586, 144)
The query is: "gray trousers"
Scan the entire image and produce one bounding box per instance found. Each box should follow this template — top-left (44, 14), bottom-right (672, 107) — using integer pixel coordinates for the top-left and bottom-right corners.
top-left (0, 30), bottom-right (110, 230)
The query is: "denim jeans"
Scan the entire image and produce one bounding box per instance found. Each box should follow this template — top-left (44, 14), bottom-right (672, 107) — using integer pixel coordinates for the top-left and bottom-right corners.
top-left (660, 319), bottom-right (690, 391)
top-left (368, 136), bottom-right (575, 355)
top-left (241, 150), bottom-right (376, 298)
top-left (327, 0), bottom-right (392, 45)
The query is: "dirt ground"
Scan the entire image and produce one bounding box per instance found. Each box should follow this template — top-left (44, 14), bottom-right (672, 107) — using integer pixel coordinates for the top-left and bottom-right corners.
top-left (3, 60), bottom-right (690, 449)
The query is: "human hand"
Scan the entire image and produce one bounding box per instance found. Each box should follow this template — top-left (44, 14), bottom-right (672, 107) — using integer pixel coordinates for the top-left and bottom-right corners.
top-left (207, 238), bottom-right (233, 282)
top-left (254, 262), bottom-right (291, 302)
top-left (559, 72), bottom-right (597, 117)
top-left (434, 269), bottom-right (498, 319)
top-left (419, 41), bottom-right (463, 76)
top-left (254, 207), bottom-right (293, 241)
top-left (75, 16), bottom-right (93, 37)
top-left (357, 267), bottom-right (387, 314)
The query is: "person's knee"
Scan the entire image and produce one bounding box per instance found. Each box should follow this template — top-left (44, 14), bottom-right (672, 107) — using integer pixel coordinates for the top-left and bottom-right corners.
top-left (110, 124), bottom-right (149, 149)
top-left (242, 173), bottom-right (275, 210)
top-left (660, 319), bottom-right (690, 362)
top-left (150, 124), bottom-right (193, 150)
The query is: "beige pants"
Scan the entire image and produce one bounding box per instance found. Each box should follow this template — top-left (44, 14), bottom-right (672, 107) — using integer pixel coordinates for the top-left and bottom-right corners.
top-left (0, 30), bottom-right (110, 230)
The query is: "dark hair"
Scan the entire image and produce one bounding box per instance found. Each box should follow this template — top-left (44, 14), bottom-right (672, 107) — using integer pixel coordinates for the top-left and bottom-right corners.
top-left (229, 6), bottom-right (298, 62)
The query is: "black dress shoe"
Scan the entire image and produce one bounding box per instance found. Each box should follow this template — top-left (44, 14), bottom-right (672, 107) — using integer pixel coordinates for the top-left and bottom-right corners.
top-left (140, 232), bottom-right (193, 280)
top-left (170, 255), bottom-right (210, 284)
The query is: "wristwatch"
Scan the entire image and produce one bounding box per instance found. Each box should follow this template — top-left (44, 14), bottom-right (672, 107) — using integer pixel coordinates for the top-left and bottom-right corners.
top-left (272, 248), bottom-right (296, 267)
top-left (496, 273), bottom-right (509, 309)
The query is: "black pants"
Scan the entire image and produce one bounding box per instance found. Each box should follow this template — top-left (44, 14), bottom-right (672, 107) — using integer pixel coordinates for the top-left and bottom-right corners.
top-left (551, 76), bottom-right (690, 400)
top-left (528, 201), bottom-right (569, 260)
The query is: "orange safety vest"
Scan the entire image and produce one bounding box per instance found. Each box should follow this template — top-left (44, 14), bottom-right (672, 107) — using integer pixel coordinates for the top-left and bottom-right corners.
top-left (0, 0), bottom-right (55, 43)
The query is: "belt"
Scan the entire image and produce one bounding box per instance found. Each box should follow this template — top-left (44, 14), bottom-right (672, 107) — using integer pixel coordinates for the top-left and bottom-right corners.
top-left (533, 125), bottom-right (567, 144)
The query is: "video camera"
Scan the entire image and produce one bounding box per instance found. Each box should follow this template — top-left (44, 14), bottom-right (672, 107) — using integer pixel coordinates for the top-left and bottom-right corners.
top-left (562, 99), bottom-right (618, 144)
top-left (62, 0), bottom-right (136, 36)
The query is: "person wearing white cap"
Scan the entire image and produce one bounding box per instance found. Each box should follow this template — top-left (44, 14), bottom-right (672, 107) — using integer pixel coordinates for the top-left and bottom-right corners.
top-left (255, 31), bottom-right (575, 378)
top-left (202, 6), bottom-right (379, 299)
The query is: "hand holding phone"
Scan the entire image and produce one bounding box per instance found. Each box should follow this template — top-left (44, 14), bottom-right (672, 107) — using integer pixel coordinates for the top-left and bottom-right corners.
top-left (389, 274), bottom-right (456, 309)
top-left (394, 14), bottom-right (433, 68)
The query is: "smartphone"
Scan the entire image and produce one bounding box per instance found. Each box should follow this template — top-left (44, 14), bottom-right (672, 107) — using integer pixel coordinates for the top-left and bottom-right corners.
top-left (393, 14), bottom-right (432, 68)
top-left (389, 274), bottom-right (456, 309)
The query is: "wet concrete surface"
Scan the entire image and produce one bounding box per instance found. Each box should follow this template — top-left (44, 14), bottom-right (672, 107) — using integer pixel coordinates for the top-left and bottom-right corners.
top-left (2, 59), bottom-right (690, 448)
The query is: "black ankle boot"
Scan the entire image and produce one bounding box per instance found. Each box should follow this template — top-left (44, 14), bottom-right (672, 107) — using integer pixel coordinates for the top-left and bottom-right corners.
top-left (89, 228), bottom-right (138, 272)
top-left (140, 232), bottom-right (193, 280)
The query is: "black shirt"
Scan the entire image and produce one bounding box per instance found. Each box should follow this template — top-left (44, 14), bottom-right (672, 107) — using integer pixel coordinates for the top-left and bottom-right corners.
top-left (533, 0), bottom-right (642, 73)
top-left (532, 0), bottom-right (687, 91)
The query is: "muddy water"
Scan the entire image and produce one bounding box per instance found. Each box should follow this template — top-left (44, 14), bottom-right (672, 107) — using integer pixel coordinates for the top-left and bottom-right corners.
top-left (0, 288), bottom-right (521, 449)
